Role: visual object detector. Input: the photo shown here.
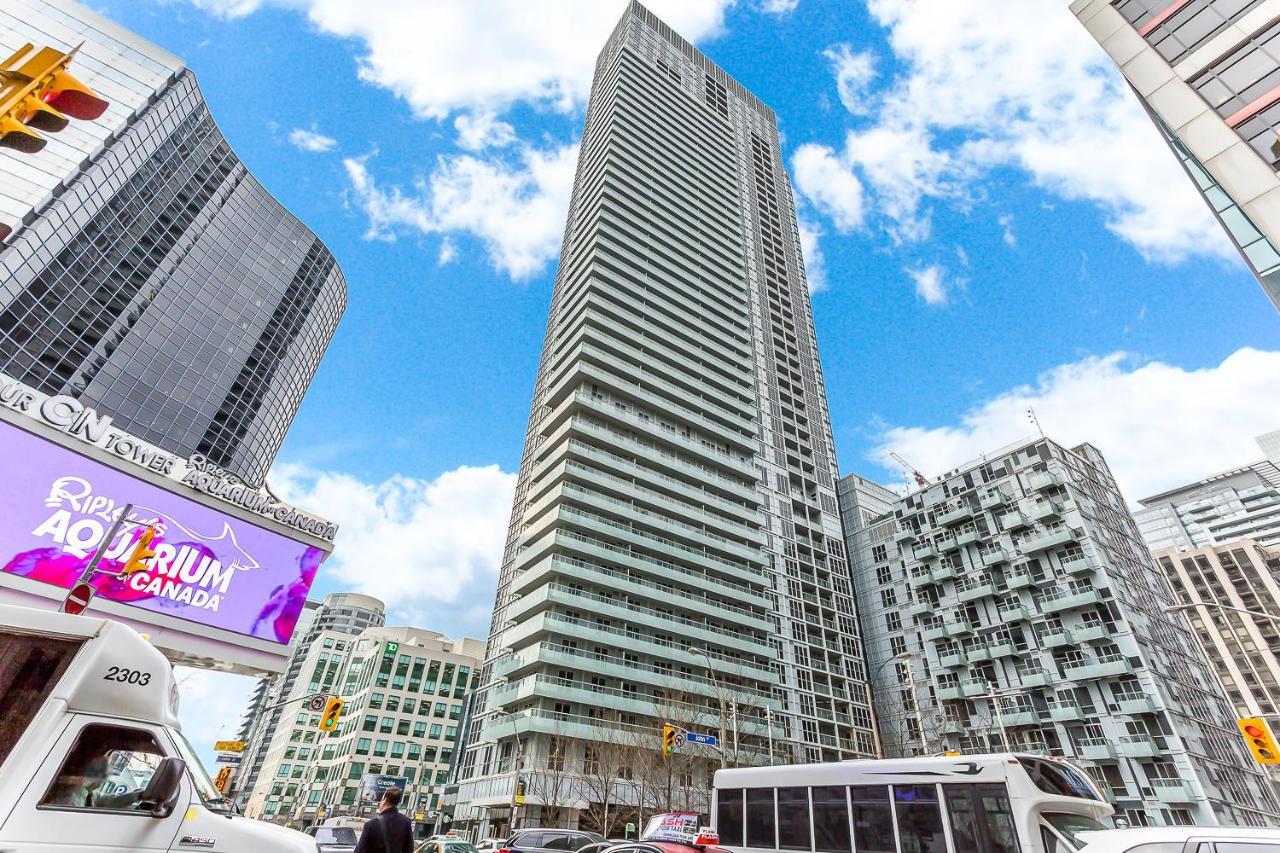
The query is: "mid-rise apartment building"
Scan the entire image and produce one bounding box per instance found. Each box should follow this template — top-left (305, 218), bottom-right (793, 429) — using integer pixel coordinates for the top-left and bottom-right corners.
top-left (237, 592), bottom-right (385, 811)
top-left (455, 0), bottom-right (875, 835)
top-left (1073, 0), bottom-right (1280, 311)
top-left (841, 437), bottom-right (1280, 827)
top-left (1, 0), bottom-right (347, 486)
top-left (1155, 539), bottom-right (1280, 718)
top-left (1136, 433), bottom-right (1280, 550)
top-left (246, 624), bottom-right (483, 833)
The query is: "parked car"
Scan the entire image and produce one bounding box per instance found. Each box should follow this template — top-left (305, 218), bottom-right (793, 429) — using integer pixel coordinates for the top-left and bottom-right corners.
top-left (1072, 828), bottom-right (1280, 853)
top-left (420, 837), bottom-right (480, 853)
top-left (475, 839), bottom-right (506, 853)
top-left (304, 824), bottom-right (358, 853)
top-left (502, 829), bottom-right (605, 853)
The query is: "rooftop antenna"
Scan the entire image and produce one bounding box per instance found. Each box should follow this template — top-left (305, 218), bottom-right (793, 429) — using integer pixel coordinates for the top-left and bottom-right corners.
top-left (1027, 407), bottom-right (1044, 437)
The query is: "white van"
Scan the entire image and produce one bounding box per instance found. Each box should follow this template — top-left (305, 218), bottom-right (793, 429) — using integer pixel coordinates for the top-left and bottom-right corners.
top-left (0, 602), bottom-right (316, 852)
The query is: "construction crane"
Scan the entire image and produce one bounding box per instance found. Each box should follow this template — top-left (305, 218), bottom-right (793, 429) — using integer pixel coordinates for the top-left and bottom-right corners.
top-left (889, 451), bottom-right (930, 488)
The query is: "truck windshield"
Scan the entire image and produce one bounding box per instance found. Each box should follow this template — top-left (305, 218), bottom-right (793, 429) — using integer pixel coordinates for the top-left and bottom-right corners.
top-left (172, 730), bottom-right (231, 813)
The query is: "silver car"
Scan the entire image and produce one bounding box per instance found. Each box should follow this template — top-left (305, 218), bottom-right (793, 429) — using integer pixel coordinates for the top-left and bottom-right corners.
top-left (306, 825), bottom-right (359, 853)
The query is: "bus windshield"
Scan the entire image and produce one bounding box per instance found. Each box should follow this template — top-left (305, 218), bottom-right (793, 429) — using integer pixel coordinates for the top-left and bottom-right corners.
top-left (1018, 758), bottom-right (1102, 801)
top-left (1044, 813), bottom-right (1109, 848)
top-left (171, 729), bottom-right (232, 813)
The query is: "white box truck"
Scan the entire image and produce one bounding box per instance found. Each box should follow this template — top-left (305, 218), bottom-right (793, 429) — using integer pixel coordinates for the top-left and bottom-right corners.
top-left (0, 602), bottom-right (317, 851)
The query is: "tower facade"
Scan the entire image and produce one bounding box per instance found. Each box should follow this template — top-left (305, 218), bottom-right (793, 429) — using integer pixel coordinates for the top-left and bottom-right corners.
top-left (1072, 0), bottom-right (1280, 311)
top-left (455, 1), bottom-right (873, 833)
top-left (841, 438), bottom-right (1280, 827)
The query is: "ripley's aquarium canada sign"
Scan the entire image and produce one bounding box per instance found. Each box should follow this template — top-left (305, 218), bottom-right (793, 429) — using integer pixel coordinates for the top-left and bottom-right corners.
top-left (0, 419), bottom-right (325, 645)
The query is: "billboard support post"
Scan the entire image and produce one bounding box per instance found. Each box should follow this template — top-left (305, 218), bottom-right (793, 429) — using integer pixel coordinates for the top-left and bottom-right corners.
top-left (60, 501), bottom-right (132, 613)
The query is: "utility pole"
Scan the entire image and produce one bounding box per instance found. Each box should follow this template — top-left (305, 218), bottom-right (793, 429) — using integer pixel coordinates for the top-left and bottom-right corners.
top-left (765, 706), bottom-right (775, 765)
top-left (986, 683), bottom-right (1009, 751)
top-left (905, 665), bottom-right (927, 755)
top-left (690, 647), bottom-right (727, 768)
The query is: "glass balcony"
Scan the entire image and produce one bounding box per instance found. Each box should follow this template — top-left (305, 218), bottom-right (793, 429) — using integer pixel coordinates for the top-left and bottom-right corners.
top-left (908, 567), bottom-right (935, 589)
top-left (1074, 624), bottom-right (1109, 643)
top-left (982, 547), bottom-right (1012, 566)
top-left (967, 645), bottom-right (992, 663)
top-left (1064, 655), bottom-right (1134, 681)
top-left (895, 526), bottom-right (919, 544)
top-left (1041, 628), bottom-right (1074, 648)
top-left (922, 621), bottom-right (948, 641)
top-left (1115, 695), bottom-right (1158, 715)
top-left (961, 679), bottom-right (990, 698)
top-left (956, 576), bottom-right (997, 602)
top-left (1029, 470), bottom-right (1064, 491)
top-left (1007, 567), bottom-right (1036, 589)
top-left (1029, 500), bottom-right (1064, 521)
top-left (955, 527), bottom-right (983, 547)
top-left (937, 684), bottom-right (965, 701)
top-left (941, 717), bottom-right (967, 735)
top-left (907, 600), bottom-right (933, 619)
top-left (1001, 510), bottom-right (1032, 530)
top-left (938, 505), bottom-right (975, 526)
top-left (1002, 708), bottom-right (1039, 726)
top-left (988, 639), bottom-right (1017, 658)
top-left (998, 604), bottom-right (1031, 622)
top-left (939, 650), bottom-right (968, 668)
top-left (913, 543), bottom-right (939, 561)
top-left (1047, 700), bottom-right (1083, 722)
top-left (1151, 778), bottom-right (1196, 804)
top-left (1061, 555), bottom-right (1095, 576)
top-left (1118, 734), bottom-right (1160, 758)
top-left (1040, 586), bottom-right (1103, 613)
top-left (1021, 526), bottom-right (1078, 553)
top-left (937, 534), bottom-right (958, 552)
top-left (1077, 738), bottom-right (1118, 762)
top-left (980, 489), bottom-right (1011, 509)
top-left (946, 619), bottom-right (976, 637)
top-left (1015, 666), bottom-right (1053, 688)
top-left (932, 563), bottom-right (959, 583)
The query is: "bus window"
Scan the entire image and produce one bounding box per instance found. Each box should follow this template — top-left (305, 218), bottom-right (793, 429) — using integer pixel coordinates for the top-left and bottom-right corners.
top-left (0, 634), bottom-right (79, 758)
top-left (777, 788), bottom-right (810, 852)
top-left (944, 784), bottom-right (1019, 853)
top-left (718, 788), bottom-right (745, 847)
top-left (812, 787), bottom-right (852, 853)
top-left (851, 786), bottom-right (894, 853)
top-left (746, 787), bottom-right (776, 849)
top-left (893, 786), bottom-right (946, 853)
top-left (1018, 758), bottom-right (1100, 801)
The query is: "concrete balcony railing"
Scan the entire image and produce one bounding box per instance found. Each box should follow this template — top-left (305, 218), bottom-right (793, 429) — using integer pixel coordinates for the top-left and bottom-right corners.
top-left (1015, 665), bottom-right (1054, 688)
top-left (938, 504), bottom-right (976, 526)
top-left (1061, 555), bottom-right (1095, 576)
top-left (1029, 470), bottom-right (1064, 491)
top-left (980, 489), bottom-right (1012, 509)
top-left (895, 526), bottom-right (919, 544)
top-left (981, 547), bottom-right (1012, 566)
top-left (1020, 525), bottom-right (1080, 554)
top-left (1041, 628), bottom-right (1074, 648)
top-left (998, 604), bottom-right (1031, 623)
top-left (1115, 694), bottom-right (1158, 715)
top-left (1074, 623), bottom-right (1109, 643)
top-left (939, 649), bottom-right (968, 669)
top-left (1039, 585), bottom-right (1103, 613)
top-left (1118, 734), bottom-right (1160, 759)
top-left (1151, 778), bottom-right (1196, 804)
top-left (1047, 700), bottom-right (1084, 722)
top-left (956, 576), bottom-right (997, 602)
top-left (932, 563), bottom-right (959, 583)
top-left (1001, 510), bottom-right (1032, 530)
top-left (1077, 738), bottom-right (1118, 762)
top-left (938, 683), bottom-right (965, 702)
top-left (1028, 500), bottom-right (1064, 521)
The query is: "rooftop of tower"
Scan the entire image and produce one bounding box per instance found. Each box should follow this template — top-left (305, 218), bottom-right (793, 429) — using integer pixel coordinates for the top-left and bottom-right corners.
top-left (604, 0), bottom-right (778, 124)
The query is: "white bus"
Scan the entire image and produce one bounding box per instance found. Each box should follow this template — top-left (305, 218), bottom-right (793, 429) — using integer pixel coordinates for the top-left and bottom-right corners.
top-left (713, 754), bottom-right (1115, 853)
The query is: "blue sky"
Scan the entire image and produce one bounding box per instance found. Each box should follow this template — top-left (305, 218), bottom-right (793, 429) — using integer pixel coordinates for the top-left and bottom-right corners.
top-left (96, 0), bottom-right (1280, 750)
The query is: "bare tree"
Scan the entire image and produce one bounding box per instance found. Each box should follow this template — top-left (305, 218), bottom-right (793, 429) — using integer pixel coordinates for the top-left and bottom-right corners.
top-left (577, 735), bottom-right (629, 836)
top-left (525, 734), bottom-right (572, 828)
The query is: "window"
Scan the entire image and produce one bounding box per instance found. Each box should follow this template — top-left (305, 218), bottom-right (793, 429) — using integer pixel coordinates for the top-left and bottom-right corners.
top-left (777, 787), bottom-right (811, 851)
top-left (944, 784), bottom-right (1019, 853)
top-left (812, 786), bottom-right (852, 853)
top-left (746, 787), bottom-right (776, 849)
top-left (40, 724), bottom-right (166, 811)
top-left (1020, 758), bottom-right (1101, 800)
top-left (894, 785), bottom-right (945, 853)
top-left (356, 738), bottom-right (371, 755)
top-left (851, 786), bottom-right (894, 853)
top-left (0, 634), bottom-right (78, 759)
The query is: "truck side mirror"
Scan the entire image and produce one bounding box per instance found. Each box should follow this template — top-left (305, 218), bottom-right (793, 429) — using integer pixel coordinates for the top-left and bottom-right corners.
top-left (139, 756), bottom-right (186, 818)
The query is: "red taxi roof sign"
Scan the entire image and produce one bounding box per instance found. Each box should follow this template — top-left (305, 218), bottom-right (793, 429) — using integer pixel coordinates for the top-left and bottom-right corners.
top-left (643, 813), bottom-right (719, 847)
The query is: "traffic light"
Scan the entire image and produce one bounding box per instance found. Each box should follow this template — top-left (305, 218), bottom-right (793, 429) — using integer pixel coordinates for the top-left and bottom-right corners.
top-left (662, 724), bottom-right (677, 755)
top-left (119, 526), bottom-right (158, 578)
top-left (1238, 717), bottom-right (1280, 764)
top-left (319, 696), bottom-right (344, 732)
top-left (1, 43), bottom-right (108, 154)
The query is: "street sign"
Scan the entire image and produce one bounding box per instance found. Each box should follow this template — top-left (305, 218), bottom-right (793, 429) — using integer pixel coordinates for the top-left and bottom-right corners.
top-left (61, 581), bottom-right (94, 615)
top-left (685, 732), bottom-right (718, 747)
top-left (215, 754), bottom-right (242, 765)
top-left (673, 732), bottom-right (686, 748)
top-left (415, 813), bottom-right (426, 821)
top-left (308, 694), bottom-right (328, 712)
top-left (214, 740), bottom-right (245, 753)
top-left (214, 767), bottom-right (231, 792)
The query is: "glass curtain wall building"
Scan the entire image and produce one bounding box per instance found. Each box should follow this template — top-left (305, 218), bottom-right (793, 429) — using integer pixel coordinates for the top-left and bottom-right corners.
top-left (841, 437), bottom-right (1280, 827)
top-left (455, 1), bottom-right (874, 834)
top-left (1072, 0), bottom-right (1280, 311)
top-left (0, 1), bottom-right (346, 486)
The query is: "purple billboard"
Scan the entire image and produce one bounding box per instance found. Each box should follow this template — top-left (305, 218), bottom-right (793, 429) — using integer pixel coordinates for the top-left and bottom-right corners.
top-left (0, 420), bottom-right (325, 644)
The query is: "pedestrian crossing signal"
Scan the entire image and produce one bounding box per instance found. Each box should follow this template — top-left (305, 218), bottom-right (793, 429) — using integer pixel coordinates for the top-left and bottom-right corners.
top-left (319, 696), bottom-right (344, 732)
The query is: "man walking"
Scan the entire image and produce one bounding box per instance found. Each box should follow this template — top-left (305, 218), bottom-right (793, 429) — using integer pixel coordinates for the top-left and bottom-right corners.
top-left (354, 787), bottom-right (414, 853)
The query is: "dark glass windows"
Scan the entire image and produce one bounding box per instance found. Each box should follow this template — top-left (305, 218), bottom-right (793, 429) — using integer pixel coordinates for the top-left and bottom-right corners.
top-left (944, 784), bottom-right (1020, 853)
top-left (851, 786), bottom-right (895, 853)
top-left (717, 789), bottom-right (744, 847)
top-left (894, 785), bottom-right (946, 853)
top-left (746, 787), bottom-right (776, 849)
top-left (812, 786), bottom-right (852, 853)
top-left (777, 787), bottom-right (810, 851)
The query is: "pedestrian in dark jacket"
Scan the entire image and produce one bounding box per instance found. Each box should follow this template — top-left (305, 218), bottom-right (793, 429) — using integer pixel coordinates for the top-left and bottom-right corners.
top-left (354, 788), bottom-right (415, 853)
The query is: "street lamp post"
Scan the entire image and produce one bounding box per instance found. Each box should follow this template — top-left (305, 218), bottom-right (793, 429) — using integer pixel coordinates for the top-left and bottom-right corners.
top-left (690, 647), bottom-right (729, 768)
top-left (869, 651), bottom-right (923, 756)
top-left (1166, 601), bottom-right (1280, 625)
top-left (490, 710), bottom-right (523, 835)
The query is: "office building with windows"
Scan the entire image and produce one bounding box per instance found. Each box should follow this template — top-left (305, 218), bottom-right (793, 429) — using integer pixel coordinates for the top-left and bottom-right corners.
top-left (1073, 0), bottom-right (1280, 310)
top-left (236, 592), bottom-right (385, 811)
top-left (245, 623), bottom-right (483, 833)
top-left (454, 1), bottom-right (875, 835)
top-left (1155, 539), bottom-right (1280, 718)
top-left (841, 436), bottom-right (1280, 827)
top-left (0, 0), bottom-right (346, 486)
top-left (1135, 433), bottom-right (1280, 551)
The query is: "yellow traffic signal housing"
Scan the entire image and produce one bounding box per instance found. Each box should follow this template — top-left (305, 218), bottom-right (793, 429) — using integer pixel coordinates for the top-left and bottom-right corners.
top-left (319, 696), bottom-right (344, 732)
top-left (662, 724), bottom-right (677, 755)
top-left (1238, 717), bottom-right (1280, 764)
top-left (0, 43), bottom-right (109, 154)
top-left (119, 526), bottom-right (158, 578)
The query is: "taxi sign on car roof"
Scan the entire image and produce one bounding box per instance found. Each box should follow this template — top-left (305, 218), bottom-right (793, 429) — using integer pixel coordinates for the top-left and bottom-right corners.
top-left (642, 813), bottom-right (719, 847)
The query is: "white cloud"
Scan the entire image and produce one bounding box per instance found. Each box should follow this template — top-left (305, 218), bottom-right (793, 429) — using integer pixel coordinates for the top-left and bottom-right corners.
top-left (270, 463), bottom-right (516, 631)
top-left (343, 143), bottom-right (578, 279)
top-left (758, 0), bottom-right (799, 14)
top-left (438, 236), bottom-right (458, 266)
top-left (824, 44), bottom-right (876, 115)
top-left (870, 348), bottom-right (1280, 504)
top-left (905, 263), bottom-right (951, 306)
top-left (287, 126), bottom-right (337, 153)
top-left (801, 0), bottom-right (1235, 263)
top-left (454, 112), bottom-right (518, 151)
top-left (798, 217), bottom-right (827, 293)
top-left (792, 143), bottom-right (865, 234)
top-left (998, 213), bottom-right (1016, 247)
